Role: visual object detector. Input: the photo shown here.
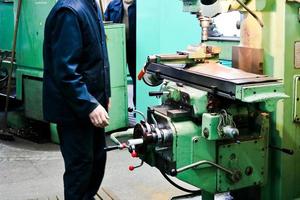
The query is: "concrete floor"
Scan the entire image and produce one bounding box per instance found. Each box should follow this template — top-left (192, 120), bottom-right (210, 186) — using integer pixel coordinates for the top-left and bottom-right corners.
top-left (0, 137), bottom-right (197, 200)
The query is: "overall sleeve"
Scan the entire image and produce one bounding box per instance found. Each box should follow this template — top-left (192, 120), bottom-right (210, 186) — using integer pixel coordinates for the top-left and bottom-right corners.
top-left (50, 9), bottom-right (99, 118)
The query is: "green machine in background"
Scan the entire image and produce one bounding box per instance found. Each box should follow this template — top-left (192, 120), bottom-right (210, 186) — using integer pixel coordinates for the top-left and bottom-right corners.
top-left (0, 0), bottom-right (128, 139)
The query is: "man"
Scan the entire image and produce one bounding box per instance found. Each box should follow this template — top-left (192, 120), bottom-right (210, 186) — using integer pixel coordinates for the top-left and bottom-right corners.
top-left (104, 0), bottom-right (136, 105)
top-left (43, 0), bottom-right (110, 199)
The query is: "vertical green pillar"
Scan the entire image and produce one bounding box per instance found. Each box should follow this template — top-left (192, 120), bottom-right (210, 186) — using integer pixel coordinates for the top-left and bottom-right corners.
top-left (261, 1), bottom-right (300, 200)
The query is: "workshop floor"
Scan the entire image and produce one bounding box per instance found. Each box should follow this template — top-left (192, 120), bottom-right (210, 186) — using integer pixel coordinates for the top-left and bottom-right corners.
top-left (0, 137), bottom-right (193, 200)
top-left (0, 85), bottom-right (232, 200)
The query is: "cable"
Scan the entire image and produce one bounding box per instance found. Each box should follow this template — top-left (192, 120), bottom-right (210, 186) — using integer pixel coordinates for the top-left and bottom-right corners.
top-left (235, 0), bottom-right (264, 28)
top-left (160, 170), bottom-right (202, 194)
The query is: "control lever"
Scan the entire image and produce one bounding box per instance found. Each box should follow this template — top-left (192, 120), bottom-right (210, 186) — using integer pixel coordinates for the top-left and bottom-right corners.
top-left (128, 107), bottom-right (147, 122)
top-left (129, 160), bottom-right (144, 171)
top-left (149, 91), bottom-right (169, 97)
top-left (169, 160), bottom-right (241, 183)
top-left (126, 138), bottom-right (144, 171)
top-left (104, 143), bottom-right (127, 152)
top-left (269, 145), bottom-right (294, 155)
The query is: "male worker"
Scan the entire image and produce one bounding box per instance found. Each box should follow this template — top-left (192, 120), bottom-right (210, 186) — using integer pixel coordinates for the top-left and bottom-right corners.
top-left (43, 0), bottom-right (110, 199)
top-left (104, 0), bottom-right (136, 105)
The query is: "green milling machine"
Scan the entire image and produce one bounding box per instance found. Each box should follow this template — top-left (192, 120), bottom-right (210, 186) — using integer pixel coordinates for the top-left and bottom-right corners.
top-left (0, 0), bottom-right (128, 141)
top-left (109, 0), bottom-right (300, 199)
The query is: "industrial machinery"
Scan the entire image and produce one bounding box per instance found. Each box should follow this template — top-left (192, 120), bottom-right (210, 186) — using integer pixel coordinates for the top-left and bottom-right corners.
top-left (110, 0), bottom-right (300, 199)
top-left (0, 0), bottom-right (128, 141)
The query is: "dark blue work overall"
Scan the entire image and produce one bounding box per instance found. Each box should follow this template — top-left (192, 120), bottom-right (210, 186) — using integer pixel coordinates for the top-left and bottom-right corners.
top-left (43, 0), bottom-right (110, 199)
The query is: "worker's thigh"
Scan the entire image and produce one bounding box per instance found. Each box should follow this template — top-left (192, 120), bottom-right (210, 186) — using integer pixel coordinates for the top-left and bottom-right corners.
top-left (56, 121), bottom-right (105, 180)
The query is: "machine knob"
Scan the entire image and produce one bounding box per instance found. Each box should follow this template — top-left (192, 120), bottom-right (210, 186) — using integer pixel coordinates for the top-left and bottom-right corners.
top-left (121, 143), bottom-right (127, 149)
top-left (129, 165), bottom-right (135, 171)
top-left (131, 150), bottom-right (138, 158)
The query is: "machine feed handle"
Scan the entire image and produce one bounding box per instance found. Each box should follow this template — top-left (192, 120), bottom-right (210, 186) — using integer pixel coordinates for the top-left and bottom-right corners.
top-left (170, 160), bottom-right (234, 177)
top-left (149, 91), bottom-right (164, 96)
top-left (149, 91), bottom-right (169, 97)
top-left (138, 68), bottom-right (146, 80)
top-left (104, 145), bottom-right (120, 152)
top-left (104, 144), bottom-right (127, 152)
top-left (269, 145), bottom-right (294, 155)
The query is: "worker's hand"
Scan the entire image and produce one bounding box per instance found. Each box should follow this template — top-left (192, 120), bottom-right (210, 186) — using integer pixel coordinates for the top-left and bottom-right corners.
top-left (89, 105), bottom-right (110, 128)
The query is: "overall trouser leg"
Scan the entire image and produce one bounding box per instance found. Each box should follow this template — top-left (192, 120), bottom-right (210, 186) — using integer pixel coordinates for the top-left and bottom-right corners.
top-left (57, 122), bottom-right (106, 200)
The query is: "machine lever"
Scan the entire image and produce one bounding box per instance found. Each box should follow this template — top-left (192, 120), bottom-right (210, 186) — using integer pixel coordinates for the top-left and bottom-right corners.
top-left (128, 107), bottom-right (147, 122)
top-left (104, 143), bottom-right (127, 152)
top-left (149, 91), bottom-right (169, 97)
top-left (149, 91), bottom-right (164, 96)
top-left (235, 0), bottom-right (264, 27)
top-left (128, 161), bottom-right (144, 171)
top-left (170, 160), bottom-right (234, 176)
top-left (269, 145), bottom-right (294, 155)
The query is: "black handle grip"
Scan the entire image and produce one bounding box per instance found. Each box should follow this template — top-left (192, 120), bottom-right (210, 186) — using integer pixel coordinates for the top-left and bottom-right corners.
top-left (149, 91), bottom-right (164, 96)
top-left (104, 145), bottom-right (120, 152)
top-left (269, 145), bottom-right (294, 155)
top-left (280, 148), bottom-right (294, 155)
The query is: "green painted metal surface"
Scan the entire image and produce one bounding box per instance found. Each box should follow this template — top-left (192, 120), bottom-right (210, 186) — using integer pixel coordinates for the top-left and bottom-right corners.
top-left (142, 82), bottom-right (281, 195)
top-left (6, 1), bottom-right (128, 133)
top-left (14, 0), bottom-right (56, 69)
top-left (171, 119), bottom-right (218, 193)
top-left (260, 2), bottom-right (300, 200)
top-left (281, 2), bottom-right (300, 200)
top-left (17, 24), bottom-right (129, 132)
top-left (0, 1), bottom-right (13, 51)
top-left (136, 0), bottom-right (200, 118)
top-left (16, 67), bottom-right (43, 100)
top-left (137, 0), bottom-right (300, 199)
top-left (24, 77), bottom-right (44, 121)
top-left (168, 88), bottom-right (272, 194)
top-left (104, 24), bottom-right (128, 132)
top-left (202, 113), bottom-right (222, 140)
top-left (162, 82), bottom-right (208, 117)
top-left (217, 137), bottom-right (267, 192)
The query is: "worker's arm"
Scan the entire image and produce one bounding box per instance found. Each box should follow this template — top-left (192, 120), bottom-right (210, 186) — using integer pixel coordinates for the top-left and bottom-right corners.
top-left (50, 9), bottom-right (108, 126)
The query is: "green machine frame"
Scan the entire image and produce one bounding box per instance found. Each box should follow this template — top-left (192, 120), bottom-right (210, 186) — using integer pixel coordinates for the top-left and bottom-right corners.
top-left (0, 0), bottom-right (128, 136)
top-left (136, 0), bottom-right (300, 199)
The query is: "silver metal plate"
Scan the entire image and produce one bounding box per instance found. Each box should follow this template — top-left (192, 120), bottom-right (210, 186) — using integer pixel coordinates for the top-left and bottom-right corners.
top-left (295, 41), bottom-right (300, 68)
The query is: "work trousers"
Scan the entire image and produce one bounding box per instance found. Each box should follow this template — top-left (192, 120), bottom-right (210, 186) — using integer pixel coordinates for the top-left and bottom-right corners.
top-left (57, 121), bottom-right (107, 200)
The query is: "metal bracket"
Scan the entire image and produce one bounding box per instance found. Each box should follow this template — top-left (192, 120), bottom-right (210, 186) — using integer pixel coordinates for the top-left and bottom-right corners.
top-left (293, 75), bottom-right (300, 123)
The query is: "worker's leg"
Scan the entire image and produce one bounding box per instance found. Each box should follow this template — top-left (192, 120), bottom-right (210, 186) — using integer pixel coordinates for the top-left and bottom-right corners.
top-left (84, 127), bottom-right (107, 199)
top-left (57, 121), bottom-right (94, 200)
